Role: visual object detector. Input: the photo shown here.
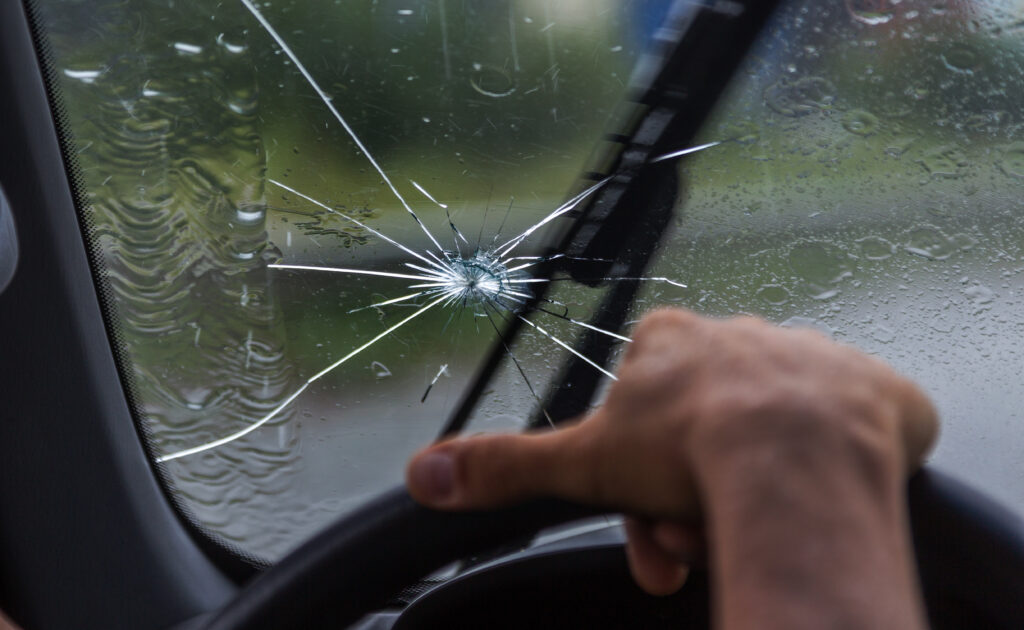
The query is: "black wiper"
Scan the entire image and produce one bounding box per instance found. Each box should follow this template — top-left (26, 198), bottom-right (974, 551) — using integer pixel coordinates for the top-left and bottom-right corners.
top-left (440, 0), bottom-right (783, 438)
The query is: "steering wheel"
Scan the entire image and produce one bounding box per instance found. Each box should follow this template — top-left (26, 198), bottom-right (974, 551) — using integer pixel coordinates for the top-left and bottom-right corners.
top-left (201, 467), bottom-right (1024, 630)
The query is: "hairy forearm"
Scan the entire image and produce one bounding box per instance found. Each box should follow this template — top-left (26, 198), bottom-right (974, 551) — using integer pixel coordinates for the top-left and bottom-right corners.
top-left (697, 418), bottom-right (928, 630)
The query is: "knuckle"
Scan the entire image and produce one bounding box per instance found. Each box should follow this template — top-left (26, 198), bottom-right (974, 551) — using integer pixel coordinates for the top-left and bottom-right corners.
top-left (695, 383), bottom-right (793, 423)
top-left (633, 308), bottom-right (700, 341)
top-left (728, 314), bottom-right (763, 327)
top-left (624, 309), bottom-right (705, 370)
top-left (788, 326), bottom-right (829, 345)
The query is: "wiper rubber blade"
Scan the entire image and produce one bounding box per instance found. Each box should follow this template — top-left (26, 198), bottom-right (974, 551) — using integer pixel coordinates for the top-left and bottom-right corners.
top-left (440, 0), bottom-right (783, 438)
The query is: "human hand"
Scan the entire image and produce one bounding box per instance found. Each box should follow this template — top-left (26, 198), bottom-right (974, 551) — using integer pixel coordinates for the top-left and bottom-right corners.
top-left (406, 308), bottom-right (937, 627)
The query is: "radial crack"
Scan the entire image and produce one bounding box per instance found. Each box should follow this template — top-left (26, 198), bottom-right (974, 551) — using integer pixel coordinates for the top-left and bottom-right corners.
top-left (270, 263), bottom-right (439, 283)
top-left (516, 315), bottom-right (618, 381)
top-left (506, 276), bottom-right (687, 288)
top-left (270, 179), bottom-right (449, 274)
top-left (650, 140), bottom-right (721, 163)
top-left (411, 180), bottom-right (448, 209)
top-left (240, 0), bottom-right (445, 252)
top-left (535, 306), bottom-right (633, 343)
top-left (347, 291), bottom-right (436, 313)
top-left (483, 302), bottom-right (555, 428)
top-left (160, 6), bottom-right (695, 464)
top-left (421, 364), bottom-right (450, 403)
top-left (157, 292), bottom-right (450, 462)
top-left (494, 177), bottom-right (611, 257)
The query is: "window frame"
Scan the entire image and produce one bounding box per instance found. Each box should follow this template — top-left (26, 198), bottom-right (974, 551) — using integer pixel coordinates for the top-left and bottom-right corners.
top-left (0, 2), bottom-right (238, 628)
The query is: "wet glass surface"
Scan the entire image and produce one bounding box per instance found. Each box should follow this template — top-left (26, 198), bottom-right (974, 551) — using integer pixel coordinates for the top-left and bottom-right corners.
top-left (36, 0), bottom-right (660, 559)
top-left (642, 0), bottom-right (1024, 516)
top-left (31, 0), bottom-right (1024, 560)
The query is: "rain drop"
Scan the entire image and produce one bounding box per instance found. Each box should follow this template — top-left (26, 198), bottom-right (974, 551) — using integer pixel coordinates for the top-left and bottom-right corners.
top-left (904, 225), bottom-right (955, 260)
top-left (764, 77), bottom-right (835, 117)
top-left (469, 65), bottom-right (516, 98)
top-left (841, 109), bottom-right (879, 136)
top-left (173, 42), bottom-right (203, 55)
top-left (941, 44), bottom-right (980, 75)
top-left (756, 284), bottom-right (791, 305)
top-left (998, 142), bottom-right (1024, 180)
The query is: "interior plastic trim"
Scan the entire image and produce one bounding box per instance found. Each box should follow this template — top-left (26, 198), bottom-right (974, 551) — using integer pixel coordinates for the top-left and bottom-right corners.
top-left (0, 185), bottom-right (17, 295)
top-left (0, 2), bottom-right (236, 627)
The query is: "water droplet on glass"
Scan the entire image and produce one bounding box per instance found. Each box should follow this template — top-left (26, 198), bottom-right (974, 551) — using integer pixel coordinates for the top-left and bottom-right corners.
top-left (764, 77), bottom-right (835, 117)
top-left (998, 142), bottom-right (1024, 180)
top-left (841, 109), bottom-right (879, 136)
top-left (788, 240), bottom-right (853, 292)
top-left (916, 144), bottom-right (967, 179)
top-left (810, 287), bottom-right (841, 300)
top-left (216, 33), bottom-right (247, 54)
top-left (236, 206), bottom-right (265, 223)
top-left (228, 98), bottom-right (257, 115)
top-left (847, 1), bottom-right (895, 25)
top-left (63, 68), bottom-right (103, 83)
top-left (951, 233), bottom-right (978, 252)
top-left (756, 284), bottom-right (791, 305)
top-left (885, 135), bottom-right (917, 157)
top-left (469, 65), bottom-right (516, 98)
top-left (942, 44), bottom-right (980, 74)
top-left (964, 284), bottom-right (995, 305)
top-left (857, 236), bottom-right (895, 260)
top-left (904, 225), bottom-right (955, 260)
top-left (871, 325), bottom-right (896, 344)
top-left (173, 42), bottom-right (203, 55)
top-left (723, 120), bottom-right (760, 144)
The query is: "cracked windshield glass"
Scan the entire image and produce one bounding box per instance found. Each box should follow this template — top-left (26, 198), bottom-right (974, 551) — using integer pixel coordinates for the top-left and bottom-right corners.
top-left (33, 0), bottom-right (1024, 560)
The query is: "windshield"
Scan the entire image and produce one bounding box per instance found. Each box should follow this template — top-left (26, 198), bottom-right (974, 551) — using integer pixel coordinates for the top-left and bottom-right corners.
top-left (28, 0), bottom-right (1024, 562)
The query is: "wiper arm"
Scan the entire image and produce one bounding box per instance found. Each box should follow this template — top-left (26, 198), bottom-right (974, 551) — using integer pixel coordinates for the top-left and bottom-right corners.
top-left (440, 0), bottom-right (783, 438)
top-left (558, 0), bottom-right (783, 279)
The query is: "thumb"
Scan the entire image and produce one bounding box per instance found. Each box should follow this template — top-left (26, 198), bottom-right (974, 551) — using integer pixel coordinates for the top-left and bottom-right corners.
top-left (405, 425), bottom-right (598, 510)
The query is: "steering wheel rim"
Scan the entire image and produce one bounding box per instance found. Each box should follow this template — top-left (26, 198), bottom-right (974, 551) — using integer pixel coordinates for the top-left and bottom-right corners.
top-left (202, 467), bottom-right (1024, 630)
top-left (201, 486), bottom-right (601, 630)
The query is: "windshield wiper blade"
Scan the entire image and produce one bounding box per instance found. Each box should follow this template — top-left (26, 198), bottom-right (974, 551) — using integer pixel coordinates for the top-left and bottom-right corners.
top-left (557, 0), bottom-right (783, 279)
top-left (440, 0), bottom-right (783, 438)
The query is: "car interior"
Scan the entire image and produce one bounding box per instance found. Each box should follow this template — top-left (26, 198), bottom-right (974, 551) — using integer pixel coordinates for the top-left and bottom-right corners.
top-left (1, 0), bottom-right (1023, 628)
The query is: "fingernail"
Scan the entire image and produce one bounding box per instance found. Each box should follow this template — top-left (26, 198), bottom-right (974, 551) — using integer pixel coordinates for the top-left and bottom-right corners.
top-left (411, 451), bottom-right (455, 503)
